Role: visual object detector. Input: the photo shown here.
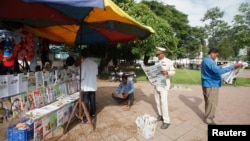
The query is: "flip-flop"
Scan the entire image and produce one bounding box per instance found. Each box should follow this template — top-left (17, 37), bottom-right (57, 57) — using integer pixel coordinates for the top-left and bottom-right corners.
top-left (123, 106), bottom-right (130, 111)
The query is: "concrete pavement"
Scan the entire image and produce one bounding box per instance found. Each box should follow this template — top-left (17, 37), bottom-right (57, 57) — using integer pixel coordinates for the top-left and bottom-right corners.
top-left (1, 81), bottom-right (249, 141)
top-left (237, 69), bottom-right (250, 78)
top-left (49, 81), bottom-right (250, 141)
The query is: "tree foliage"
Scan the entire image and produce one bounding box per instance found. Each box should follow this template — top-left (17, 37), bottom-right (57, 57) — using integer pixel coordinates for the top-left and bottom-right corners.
top-left (201, 7), bottom-right (230, 49)
top-left (217, 37), bottom-right (234, 60)
top-left (96, 0), bottom-right (250, 72)
top-left (141, 0), bottom-right (201, 58)
top-left (114, 0), bottom-right (177, 63)
top-left (231, 3), bottom-right (250, 57)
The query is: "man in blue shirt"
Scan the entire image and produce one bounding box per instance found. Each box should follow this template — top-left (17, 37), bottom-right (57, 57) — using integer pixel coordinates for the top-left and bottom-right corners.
top-left (112, 74), bottom-right (134, 110)
top-left (201, 48), bottom-right (241, 124)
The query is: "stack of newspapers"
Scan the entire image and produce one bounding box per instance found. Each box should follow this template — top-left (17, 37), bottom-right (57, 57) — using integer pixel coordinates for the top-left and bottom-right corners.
top-left (135, 113), bottom-right (157, 139)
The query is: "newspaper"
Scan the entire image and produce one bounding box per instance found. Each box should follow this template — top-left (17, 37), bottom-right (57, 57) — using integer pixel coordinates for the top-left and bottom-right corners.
top-left (140, 63), bottom-right (163, 86)
top-left (221, 62), bottom-right (249, 84)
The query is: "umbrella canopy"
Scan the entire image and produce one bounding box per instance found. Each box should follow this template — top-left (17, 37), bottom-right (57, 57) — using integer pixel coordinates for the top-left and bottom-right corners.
top-left (0, 0), bottom-right (154, 45)
top-left (0, 0), bottom-right (76, 27)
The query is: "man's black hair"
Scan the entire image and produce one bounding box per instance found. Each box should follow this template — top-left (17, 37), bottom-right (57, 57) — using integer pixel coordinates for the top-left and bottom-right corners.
top-left (80, 49), bottom-right (88, 58)
top-left (208, 48), bottom-right (219, 54)
top-left (66, 56), bottom-right (75, 66)
top-left (122, 74), bottom-right (128, 80)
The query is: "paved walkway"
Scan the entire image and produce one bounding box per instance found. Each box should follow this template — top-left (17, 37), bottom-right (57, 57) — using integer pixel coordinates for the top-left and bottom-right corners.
top-left (1, 81), bottom-right (250, 141)
top-left (51, 81), bottom-right (250, 141)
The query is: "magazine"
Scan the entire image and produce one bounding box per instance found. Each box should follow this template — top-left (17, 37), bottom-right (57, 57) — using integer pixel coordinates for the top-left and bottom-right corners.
top-left (24, 91), bottom-right (36, 111)
top-left (8, 75), bottom-right (19, 96)
top-left (26, 108), bottom-right (48, 120)
top-left (0, 76), bottom-right (9, 98)
top-left (42, 115), bottom-right (51, 136)
top-left (59, 82), bottom-right (68, 95)
top-left (35, 71), bottom-right (43, 88)
top-left (18, 73), bottom-right (28, 94)
top-left (28, 72), bottom-right (36, 91)
top-left (48, 86), bottom-right (57, 102)
top-left (51, 100), bottom-right (68, 109)
top-left (44, 87), bottom-right (52, 104)
top-left (63, 104), bottom-right (70, 124)
top-left (55, 84), bottom-right (61, 98)
top-left (40, 87), bottom-right (48, 105)
top-left (34, 118), bottom-right (43, 141)
top-left (33, 88), bottom-right (45, 108)
top-left (50, 113), bottom-right (57, 130)
top-left (66, 81), bottom-right (72, 94)
top-left (61, 69), bottom-right (68, 82)
top-left (63, 102), bottom-right (75, 124)
top-left (19, 92), bottom-right (29, 113)
top-left (42, 71), bottom-right (51, 87)
top-left (54, 69), bottom-right (62, 84)
top-left (10, 94), bottom-right (23, 118)
top-left (0, 98), bottom-right (12, 119)
top-left (57, 108), bottom-right (64, 127)
top-left (49, 70), bottom-right (56, 84)
top-left (40, 104), bottom-right (59, 114)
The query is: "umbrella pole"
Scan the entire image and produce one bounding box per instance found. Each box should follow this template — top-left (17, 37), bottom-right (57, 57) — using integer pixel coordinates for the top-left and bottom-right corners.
top-left (64, 23), bottom-right (93, 133)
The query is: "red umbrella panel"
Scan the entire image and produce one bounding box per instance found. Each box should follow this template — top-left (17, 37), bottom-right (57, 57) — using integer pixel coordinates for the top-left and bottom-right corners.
top-left (0, 0), bottom-right (76, 27)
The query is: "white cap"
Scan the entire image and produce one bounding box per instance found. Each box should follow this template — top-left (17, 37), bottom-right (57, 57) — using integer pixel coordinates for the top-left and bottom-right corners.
top-left (155, 47), bottom-right (166, 54)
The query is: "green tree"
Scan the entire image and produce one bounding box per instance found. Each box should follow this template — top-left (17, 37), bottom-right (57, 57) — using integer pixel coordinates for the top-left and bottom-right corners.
top-left (247, 48), bottom-right (250, 60)
top-left (231, 3), bottom-right (250, 58)
top-left (141, 0), bottom-right (196, 58)
top-left (201, 7), bottom-right (230, 49)
top-left (113, 1), bottom-right (177, 64)
top-left (217, 37), bottom-right (234, 60)
top-left (185, 27), bottom-right (207, 59)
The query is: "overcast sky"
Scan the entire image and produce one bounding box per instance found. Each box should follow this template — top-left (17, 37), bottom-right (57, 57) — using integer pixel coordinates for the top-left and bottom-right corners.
top-left (135, 0), bottom-right (249, 27)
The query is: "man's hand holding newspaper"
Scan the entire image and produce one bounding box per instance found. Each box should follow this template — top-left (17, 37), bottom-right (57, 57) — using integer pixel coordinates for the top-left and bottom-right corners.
top-left (221, 62), bottom-right (248, 84)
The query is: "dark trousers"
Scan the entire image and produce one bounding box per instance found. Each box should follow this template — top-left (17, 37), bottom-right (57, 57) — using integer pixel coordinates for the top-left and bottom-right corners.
top-left (112, 93), bottom-right (134, 106)
top-left (81, 91), bottom-right (96, 116)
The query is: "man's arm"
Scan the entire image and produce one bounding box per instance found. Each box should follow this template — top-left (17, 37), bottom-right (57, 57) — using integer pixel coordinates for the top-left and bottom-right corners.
top-left (161, 60), bottom-right (175, 76)
top-left (127, 80), bottom-right (134, 94)
top-left (114, 83), bottom-right (122, 94)
top-left (208, 61), bottom-right (234, 75)
top-left (167, 61), bottom-right (175, 76)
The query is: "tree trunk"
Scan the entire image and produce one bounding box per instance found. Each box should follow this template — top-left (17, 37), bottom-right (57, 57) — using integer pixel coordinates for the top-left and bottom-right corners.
top-left (143, 55), bottom-right (150, 65)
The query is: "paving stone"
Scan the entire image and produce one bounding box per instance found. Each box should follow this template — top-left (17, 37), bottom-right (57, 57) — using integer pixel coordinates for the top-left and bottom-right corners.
top-left (176, 127), bottom-right (206, 141)
top-left (125, 137), bottom-right (139, 141)
top-left (99, 127), bottom-right (119, 138)
top-left (116, 127), bottom-right (134, 140)
top-left (86, 132), bottom-right (104, 141)
top-left (104, 134), bottom-right (122, 141)
top-left (160, 124), bottom-right (191, 140)
top-left (123, 124), bottom-right (138, 135)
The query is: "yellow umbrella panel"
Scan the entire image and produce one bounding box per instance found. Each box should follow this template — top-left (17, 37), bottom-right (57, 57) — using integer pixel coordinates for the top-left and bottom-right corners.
top-left (24, 0), bottom-right (155, 45)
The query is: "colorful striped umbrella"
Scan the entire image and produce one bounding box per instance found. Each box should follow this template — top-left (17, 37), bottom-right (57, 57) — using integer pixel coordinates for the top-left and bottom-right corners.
top-left (0, 0), bottom-right (154, 45)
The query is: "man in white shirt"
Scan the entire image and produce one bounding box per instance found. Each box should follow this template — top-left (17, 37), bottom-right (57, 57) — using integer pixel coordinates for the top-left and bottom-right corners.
top-left (154, 47), bottom-right (175, 129)
top-left (79, 50), bottom-right (98, 123)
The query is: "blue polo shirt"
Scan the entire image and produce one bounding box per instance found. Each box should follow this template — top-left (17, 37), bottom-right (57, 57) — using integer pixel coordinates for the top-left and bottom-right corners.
top-left (201, 56), bottom-right (234, 87)
top-left (114, 79), bottom-right (134, 94)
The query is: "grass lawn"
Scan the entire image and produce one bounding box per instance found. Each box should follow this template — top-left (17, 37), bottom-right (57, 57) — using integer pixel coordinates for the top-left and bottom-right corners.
top-left (98, 67), bottom-right (250, 86)
top-left (171, 69), bottom-right (201, 85)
